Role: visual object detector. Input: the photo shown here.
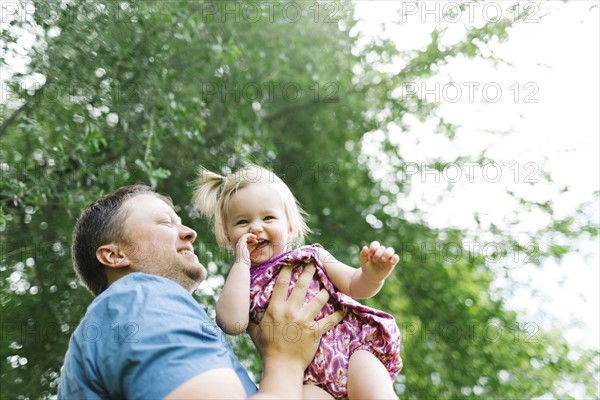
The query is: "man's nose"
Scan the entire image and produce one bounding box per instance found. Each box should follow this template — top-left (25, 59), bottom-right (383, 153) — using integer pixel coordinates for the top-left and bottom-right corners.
top-left (180, 225), bottom-right (197, 242)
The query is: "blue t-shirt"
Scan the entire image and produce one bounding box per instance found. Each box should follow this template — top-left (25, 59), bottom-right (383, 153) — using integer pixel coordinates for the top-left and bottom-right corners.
top-left (58, 273), bottom-right (257, 399)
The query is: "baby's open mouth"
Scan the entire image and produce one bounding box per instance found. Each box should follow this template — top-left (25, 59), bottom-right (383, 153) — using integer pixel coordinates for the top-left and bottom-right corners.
top-left (252, 239), bottom-right (269, 252)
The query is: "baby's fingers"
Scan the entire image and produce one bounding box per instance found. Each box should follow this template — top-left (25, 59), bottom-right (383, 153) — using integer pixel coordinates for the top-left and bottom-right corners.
top-left (360, 246), bottom-right (370, 264)
top-left (236, 234), bottom-right (256, 250)
top-left (235, 233), bottom-right (257, 264)
top-left (380, 247), bottom-right (396, 263)
top-left (372, 246), bottom-right (400, 266)
top-left (241, 233), bottom-right (258, 244)
top-left (371, 245), bottom-right (388, 262)
top-left (368, 241), bottom-right (381, 254)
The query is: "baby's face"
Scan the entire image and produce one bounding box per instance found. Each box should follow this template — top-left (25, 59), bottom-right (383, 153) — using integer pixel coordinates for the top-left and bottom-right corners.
top-left (226, 183), bottom-right (292, 266)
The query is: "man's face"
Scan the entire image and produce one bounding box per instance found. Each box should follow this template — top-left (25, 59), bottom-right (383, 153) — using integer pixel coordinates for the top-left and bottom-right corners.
top-left (120, 194), bottom-right (206, 291)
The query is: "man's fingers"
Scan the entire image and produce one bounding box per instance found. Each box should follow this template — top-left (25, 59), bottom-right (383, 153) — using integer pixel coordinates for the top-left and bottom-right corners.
top-left (302, 288), bottom-right (330, 319)
top-left (288, 262), bottom-right (316, 306)
top-left (270, 265), bottom-right (293, 304)
top-left (313, 309), bottom-right (345, 335)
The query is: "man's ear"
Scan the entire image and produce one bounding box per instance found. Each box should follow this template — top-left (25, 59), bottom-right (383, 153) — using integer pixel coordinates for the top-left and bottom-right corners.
top-left (96, 243), bottom-right (131, 269)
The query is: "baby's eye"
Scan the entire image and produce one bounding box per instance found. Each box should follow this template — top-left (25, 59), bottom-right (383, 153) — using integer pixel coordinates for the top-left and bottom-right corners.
top-left (264, 215), bottom-right (275, 221)
top-left (235, 219), bottom-right (248, 225)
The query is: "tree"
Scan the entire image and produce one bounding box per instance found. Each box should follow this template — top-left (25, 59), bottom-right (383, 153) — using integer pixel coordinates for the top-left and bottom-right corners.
top-left (1, 1), bottom-right (597, 398)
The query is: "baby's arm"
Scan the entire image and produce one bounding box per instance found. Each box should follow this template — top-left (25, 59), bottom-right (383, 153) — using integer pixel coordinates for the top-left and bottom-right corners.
top-left (216, 233), bottom-right (257, 335)
top-left (317, 241), bottom-right (399, 299)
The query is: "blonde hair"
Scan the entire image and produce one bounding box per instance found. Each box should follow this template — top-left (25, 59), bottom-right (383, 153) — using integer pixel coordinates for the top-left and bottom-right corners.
top-left (193, 164), bottom-right (311, 248)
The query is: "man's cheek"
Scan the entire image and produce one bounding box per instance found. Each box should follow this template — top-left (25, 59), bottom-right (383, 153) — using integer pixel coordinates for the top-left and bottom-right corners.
top-left (124, 242), bottom-right (148, 264)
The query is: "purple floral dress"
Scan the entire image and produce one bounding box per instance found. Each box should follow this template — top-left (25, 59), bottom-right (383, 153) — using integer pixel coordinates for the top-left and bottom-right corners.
top-left (249, 244), bottom-right (402, 398)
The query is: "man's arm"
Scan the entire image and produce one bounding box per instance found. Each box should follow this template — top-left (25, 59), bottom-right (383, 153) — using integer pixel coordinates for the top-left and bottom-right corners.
top-left (166, 264), bottom-right (344, 399)
top-left (165, 368), bottom-right (247, 399)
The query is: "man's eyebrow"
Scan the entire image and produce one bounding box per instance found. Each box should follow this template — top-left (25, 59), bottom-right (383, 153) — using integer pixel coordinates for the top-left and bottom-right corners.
top-left (157, 210), bottom-right (182, 224)
top-left (170, 211), bottom-right (183, 225)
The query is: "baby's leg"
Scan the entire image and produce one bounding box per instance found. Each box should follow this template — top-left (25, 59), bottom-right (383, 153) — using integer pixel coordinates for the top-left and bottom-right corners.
top-left (347, 350), bottom-right (398, 400)
top-left (303, 384), bottom-right (334, 399)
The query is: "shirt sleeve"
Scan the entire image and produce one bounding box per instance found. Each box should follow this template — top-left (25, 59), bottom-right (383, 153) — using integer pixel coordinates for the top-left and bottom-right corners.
top-left (78, 274), bottom-right (252, 399)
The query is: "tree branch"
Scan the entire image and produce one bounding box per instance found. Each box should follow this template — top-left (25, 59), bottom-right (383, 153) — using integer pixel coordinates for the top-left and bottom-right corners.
top-left (0, 101), bottom-right (30, 139)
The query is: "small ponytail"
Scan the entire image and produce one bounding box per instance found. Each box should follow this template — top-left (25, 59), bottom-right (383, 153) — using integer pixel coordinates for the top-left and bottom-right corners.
top-left (193, 163), bottom-right (310, 248)
top-left (192, 167), bottom-right (225, 219)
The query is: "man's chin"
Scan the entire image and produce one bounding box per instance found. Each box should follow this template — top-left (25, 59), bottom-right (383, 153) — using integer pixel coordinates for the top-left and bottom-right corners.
top-left (176, 264), bottom-right (207, 293)
top-left (188, 263), bottom-right (207, 282)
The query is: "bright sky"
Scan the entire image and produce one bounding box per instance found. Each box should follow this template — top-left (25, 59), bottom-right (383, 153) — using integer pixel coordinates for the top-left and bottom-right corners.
top-left (353, 0), bottom-right (599, 351)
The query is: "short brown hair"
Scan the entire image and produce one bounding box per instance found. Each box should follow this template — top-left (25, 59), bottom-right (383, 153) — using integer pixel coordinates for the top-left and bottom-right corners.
top-left (71, 185), bottom-right (170, 296)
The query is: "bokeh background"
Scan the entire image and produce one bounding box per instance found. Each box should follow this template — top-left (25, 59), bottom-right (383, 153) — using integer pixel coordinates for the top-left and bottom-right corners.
top-left (1, 1), bottom-right (598, 398)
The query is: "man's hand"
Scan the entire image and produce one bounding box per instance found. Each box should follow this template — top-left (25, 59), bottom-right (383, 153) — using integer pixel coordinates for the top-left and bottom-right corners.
top-left (360, 241), bottom-right (399, 283)
top-left (248, 263), bottom-right (344, 372)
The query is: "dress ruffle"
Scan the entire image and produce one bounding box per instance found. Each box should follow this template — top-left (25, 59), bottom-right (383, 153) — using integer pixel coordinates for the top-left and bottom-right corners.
top-left (249, 244), bottom-right (402, 398)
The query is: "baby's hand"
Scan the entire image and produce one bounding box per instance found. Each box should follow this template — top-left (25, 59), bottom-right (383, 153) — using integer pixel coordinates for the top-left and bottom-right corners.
top-left (235, 233), bottom-right (258, 266)
top-left (360, 241), bottom-right (399, 282)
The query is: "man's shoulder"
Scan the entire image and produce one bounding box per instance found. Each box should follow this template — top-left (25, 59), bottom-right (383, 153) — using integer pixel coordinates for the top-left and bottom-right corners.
top-left (105, 272), bottom-right (183, 292)
top-left (60, 275), bottom-right (233, 399)
top-left (95, 273), bottom-right (187, 301)
top-left (69, 272), bottom-right (214, 358)
top-left (86, 273), bottom-right (205, 322)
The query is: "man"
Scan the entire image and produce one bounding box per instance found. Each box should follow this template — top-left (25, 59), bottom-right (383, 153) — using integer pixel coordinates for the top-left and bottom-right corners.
top-left (58, 184), bottom-right (344, 399)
